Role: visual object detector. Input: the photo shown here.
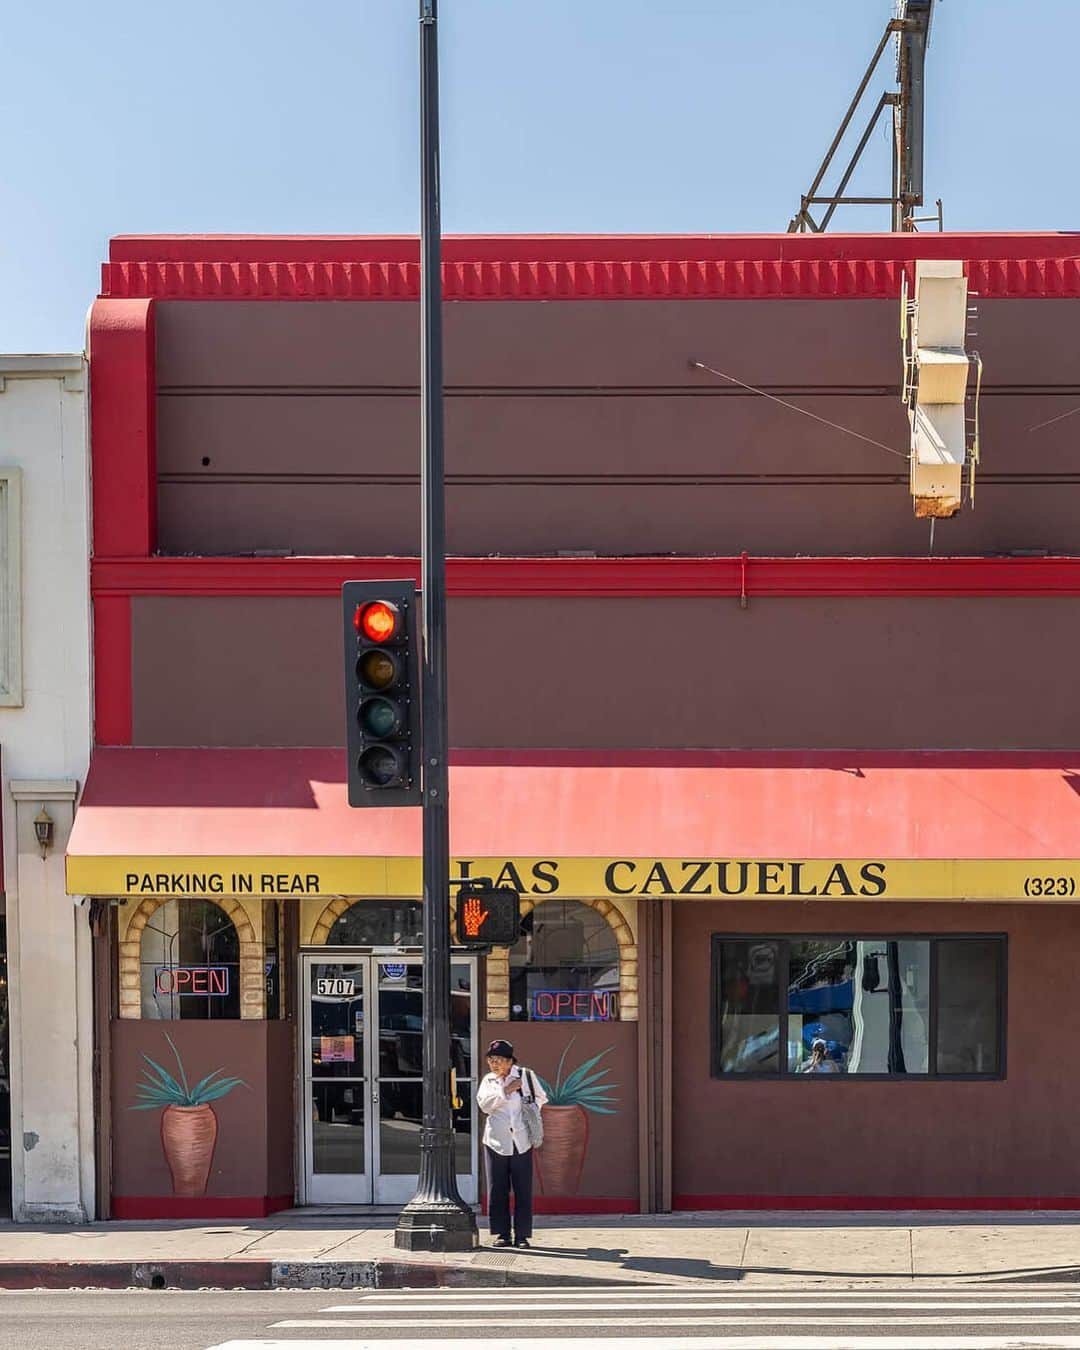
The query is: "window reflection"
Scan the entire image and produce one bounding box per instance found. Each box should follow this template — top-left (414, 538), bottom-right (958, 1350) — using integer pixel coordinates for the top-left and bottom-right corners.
top-left (787, 939), bottom-right (854, 1074)
top-left (936, 939), bottom-right (1000, 1074)
top-left (717, 940), bottom-right (780, 1074)
top-left (713, 935), bottom-right (999, 1079)
top-left (326, 900), bottom-right (424, 947)
top-left (787, 940), bottom-right (930, 1075)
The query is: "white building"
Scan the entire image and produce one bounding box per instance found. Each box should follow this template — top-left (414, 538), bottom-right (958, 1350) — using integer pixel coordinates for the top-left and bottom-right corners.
top-left (0, 354), bottom-right (93, 1221)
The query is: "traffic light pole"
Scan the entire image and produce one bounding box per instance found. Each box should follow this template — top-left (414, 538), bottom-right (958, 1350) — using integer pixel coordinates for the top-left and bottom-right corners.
top-left (395, 0), bottom-right (479, 1253)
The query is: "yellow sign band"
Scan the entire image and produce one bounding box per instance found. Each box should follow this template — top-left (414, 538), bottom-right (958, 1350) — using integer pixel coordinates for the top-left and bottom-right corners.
top-left (65, 855), bottom-right (1080, 902)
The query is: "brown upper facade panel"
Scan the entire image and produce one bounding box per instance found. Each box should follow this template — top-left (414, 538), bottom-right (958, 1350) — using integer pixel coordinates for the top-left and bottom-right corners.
top-left (155, 298), bottom-right (903, 390)
top-left (153, 294), bottom-right (1080, 557)
top-left (154, 478), bottom-right (1080, 559)
top-left (154, 296), bottom-right (1080, 390)
top-left (130, 593), bottom-right (1080, 751)
top-left (115, 235), bottom-right (1080, 559)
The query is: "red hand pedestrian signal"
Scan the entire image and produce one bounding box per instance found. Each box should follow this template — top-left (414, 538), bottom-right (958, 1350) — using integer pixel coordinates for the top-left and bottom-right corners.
top-left (455, 886), bottom-right (520, 947)
top-left (462, 895), bottom-right (489, 939)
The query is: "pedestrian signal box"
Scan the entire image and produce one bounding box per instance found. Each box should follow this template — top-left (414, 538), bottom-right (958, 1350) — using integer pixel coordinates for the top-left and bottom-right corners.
top-left (454, 885), bottom-right (521, 948)
top-left (342, 580), bottom-right (422, 807)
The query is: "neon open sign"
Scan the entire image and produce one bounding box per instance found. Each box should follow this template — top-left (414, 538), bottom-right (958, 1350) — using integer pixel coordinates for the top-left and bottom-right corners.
top-left (531, 990), bottom-right (618, 1022)
top-left (155, 966), bottom-right (231, 997)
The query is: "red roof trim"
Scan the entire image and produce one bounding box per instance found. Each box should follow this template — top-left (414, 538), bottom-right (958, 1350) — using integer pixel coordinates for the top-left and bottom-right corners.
top-left (447, 748), bottom-right (1080, 769)
top-left (91, 555), bottom-right (1080, 599)
top-left (100, 233), bottom-right (1080, 301)
top-left (108, 232), bottom-right (1080, 264)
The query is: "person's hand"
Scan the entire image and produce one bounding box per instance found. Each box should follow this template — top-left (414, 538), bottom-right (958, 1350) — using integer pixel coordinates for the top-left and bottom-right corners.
top-left (504, 1078), bottom-right (522, 1094)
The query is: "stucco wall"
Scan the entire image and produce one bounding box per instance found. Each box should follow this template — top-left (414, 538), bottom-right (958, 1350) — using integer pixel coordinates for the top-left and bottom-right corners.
top-left (0, 358), bottom-right (93, 1220)
top-left (671, 900), bottom-right (1072, 1205)
top-left (131, 593), bottom-right (1080, 750)
top-left (153, 296), bottom-right (1080, 558)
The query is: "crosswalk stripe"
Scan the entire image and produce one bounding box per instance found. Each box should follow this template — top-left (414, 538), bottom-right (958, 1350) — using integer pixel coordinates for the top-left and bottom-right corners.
top-left (206, 1337), bottom-right (1080, 1349)
top-left (209, 1284), bottom-right (1080, 1350)
top-left (322, 1300), bottom-right (1080, 1312)
top-left (329, 1286), bottom-right (1080, 1298)
top-left (270, 1315), bottom-right (1080, 1328)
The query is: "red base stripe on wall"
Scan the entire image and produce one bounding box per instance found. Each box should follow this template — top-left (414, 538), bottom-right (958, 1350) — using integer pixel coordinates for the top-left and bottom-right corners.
top-left (111, 1195), bottom-right (293, 1220)
top-left (481, 1196), bottom-right (639, 1216)
top-left (674, 1195), bottom-right (1080, 1212)
top-left (534, 1197), bottom-right (638, 1215)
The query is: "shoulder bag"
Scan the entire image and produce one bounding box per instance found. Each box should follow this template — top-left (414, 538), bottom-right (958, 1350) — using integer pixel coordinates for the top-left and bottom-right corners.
top-left (520, 1067), bottom-right (544, 1148)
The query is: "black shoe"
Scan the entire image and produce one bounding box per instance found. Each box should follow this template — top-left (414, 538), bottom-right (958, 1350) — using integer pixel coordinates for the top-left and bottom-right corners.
top-left (493, 1235), bottom-right (513, 1247)
top-left (514, 1237), bottom-right (531, 1249)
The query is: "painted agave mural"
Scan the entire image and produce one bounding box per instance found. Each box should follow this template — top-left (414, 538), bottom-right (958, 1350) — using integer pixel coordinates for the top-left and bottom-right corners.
top-left (534, 1038), bottom-right (619, 1196)
top-left (130, 1033), bottom-right (246, 1197)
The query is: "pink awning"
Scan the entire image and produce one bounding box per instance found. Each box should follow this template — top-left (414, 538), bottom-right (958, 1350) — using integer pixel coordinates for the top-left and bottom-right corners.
top-left (67, 747), bottom-right (1080, 861)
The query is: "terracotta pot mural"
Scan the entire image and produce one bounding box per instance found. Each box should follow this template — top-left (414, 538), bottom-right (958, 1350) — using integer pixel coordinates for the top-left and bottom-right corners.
top-left (131, 1032), bottom-right (246, 1197)
top-left (534, 1104), bottom-right (589, 1195)
top-left (160, 1104), bottom-right (219, 1197)
top-left (533, 1038), bottom-right (618, 1197)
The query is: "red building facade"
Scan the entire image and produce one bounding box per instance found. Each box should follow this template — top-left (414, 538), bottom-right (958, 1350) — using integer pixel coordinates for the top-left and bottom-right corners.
top-left (69, 231), bottom-right (1080, 1218)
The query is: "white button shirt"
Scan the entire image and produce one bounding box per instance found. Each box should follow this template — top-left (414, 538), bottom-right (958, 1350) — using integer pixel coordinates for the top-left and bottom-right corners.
top-left (477, 1064), bottom-right (548, 1156)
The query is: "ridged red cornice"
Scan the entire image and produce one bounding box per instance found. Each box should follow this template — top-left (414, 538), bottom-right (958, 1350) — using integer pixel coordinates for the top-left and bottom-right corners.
top-left (91, 555), bottom-right (1080, 599)
top-left (99, 232), bottom-right (1080, 301)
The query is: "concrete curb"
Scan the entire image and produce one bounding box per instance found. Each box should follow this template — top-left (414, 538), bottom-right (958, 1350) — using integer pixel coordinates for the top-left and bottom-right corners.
top-left (0, 1258), bottom-right (631, 1292)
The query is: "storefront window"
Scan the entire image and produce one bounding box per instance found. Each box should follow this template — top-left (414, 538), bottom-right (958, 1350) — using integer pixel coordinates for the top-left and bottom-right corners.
top-left (935, 938), bottom-right (1001, 1074)
top-left (715, 940), bottom-right (781, 1073)
top-left (712, 935), bottom-right (1004, 1078)
top-left (140, 899), bottom-right (241, 1020)
top-left (509, 900), bottom-right (620, 1022)
top-left (325, 899), bottom-right (424, 947)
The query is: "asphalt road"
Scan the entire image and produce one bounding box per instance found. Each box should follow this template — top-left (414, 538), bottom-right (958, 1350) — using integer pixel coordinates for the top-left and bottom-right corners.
top-left (5, 1284), bottom-right (1080, 1348)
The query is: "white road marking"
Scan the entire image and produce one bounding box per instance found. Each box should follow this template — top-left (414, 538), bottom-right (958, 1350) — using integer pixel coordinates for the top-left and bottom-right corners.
top-left (210, 1286), bottom-right (1080, 1350)
top-left (326, 1286), bottom-right (1080, 1299)
top-left (205, 1337), bottom-right (1080, 1349)
top-left (321, 1300), bottom-right (1080, 1312)
top-left (270, 1315), bottom-right (1080, 1328)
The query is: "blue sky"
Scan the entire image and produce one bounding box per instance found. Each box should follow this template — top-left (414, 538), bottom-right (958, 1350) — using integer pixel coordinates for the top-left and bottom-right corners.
top-left (1, 0), bottom-right (1075, 351)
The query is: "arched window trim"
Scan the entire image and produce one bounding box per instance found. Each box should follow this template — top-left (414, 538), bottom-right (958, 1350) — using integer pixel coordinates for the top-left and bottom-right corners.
top-left (324, 898), bottom-right (424, 948)
top-left (119, 895), bottom-right (263, 1020)
top-left (139, 897), bottom-right (241, 1021)
top-left (485, 896), bottom-right (637, 1023)
top-left (307, 896), bottom-right (427, 946)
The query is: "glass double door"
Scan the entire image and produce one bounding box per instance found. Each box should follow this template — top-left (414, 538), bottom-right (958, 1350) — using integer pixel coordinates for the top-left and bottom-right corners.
top-left (301, 953), bottom-right (477, 1205)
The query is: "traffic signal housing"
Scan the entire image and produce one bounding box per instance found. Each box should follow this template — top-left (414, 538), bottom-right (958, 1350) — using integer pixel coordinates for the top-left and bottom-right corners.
top-left (454, 884), bottom-right (521, 948)
top-left (343, 580), bottom-right (421, 807)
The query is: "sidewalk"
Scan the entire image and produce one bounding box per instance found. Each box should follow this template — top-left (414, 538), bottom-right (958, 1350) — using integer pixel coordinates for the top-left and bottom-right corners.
top-left (2, 1210), bottom-right (1080, 1289)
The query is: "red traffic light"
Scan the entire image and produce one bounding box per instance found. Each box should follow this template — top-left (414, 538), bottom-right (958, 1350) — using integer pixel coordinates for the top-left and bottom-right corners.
top-left (354, 600), bottom-right (400, 644)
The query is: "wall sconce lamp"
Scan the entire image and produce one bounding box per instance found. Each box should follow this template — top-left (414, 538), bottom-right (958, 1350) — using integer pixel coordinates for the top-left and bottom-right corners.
top-left (33, 805), bottom-right (54, 860)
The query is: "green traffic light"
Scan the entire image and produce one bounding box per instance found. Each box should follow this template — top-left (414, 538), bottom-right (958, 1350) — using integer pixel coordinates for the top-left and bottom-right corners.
top-left (360, 695), bottom-right (403, 739)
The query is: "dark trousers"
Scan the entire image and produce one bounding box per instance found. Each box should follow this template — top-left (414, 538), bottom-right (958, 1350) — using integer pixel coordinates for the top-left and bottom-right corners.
top-left (485, 1143), bottom-right (534, 1241)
